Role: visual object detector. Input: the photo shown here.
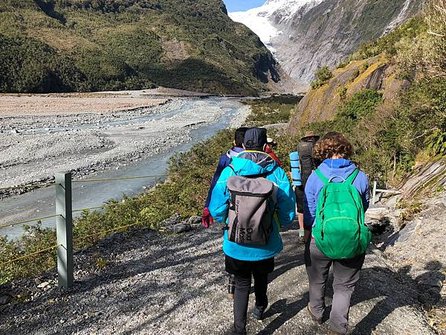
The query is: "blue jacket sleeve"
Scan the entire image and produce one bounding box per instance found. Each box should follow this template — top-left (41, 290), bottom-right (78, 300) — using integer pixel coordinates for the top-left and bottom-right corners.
top-left (303, 172), bottom-right (319, 229)
top-left (273, 167), bottom-right (296, 226)
top-left (353, 171), bottom-right (370, 211)
top-left (204, 154), bottom-right (230, 208)
top-left (208, 166), bottom-right (234, 223)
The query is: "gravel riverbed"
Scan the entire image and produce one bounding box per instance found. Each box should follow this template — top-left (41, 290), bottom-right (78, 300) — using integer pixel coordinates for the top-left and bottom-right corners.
top-left (0, 94), bottom-right (249, 199)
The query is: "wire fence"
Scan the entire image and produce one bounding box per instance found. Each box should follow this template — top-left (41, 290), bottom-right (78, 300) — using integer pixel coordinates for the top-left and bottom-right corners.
top-left (1, 244), bottom-right (60, 266)
top-left (0, 172), bottom-right (167, 288)
top-left (0, 214), bottom-right (61, 229)
top-left (1, 173), bottom-right (164, 228)
top-left (72, 174), bottom-right (164, 183)
top-left (2, 174), bottom-right (399, 288)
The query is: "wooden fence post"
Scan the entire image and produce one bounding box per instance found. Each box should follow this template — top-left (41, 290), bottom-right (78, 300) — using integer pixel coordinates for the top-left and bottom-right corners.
top-left (55, 172), bottom-right (73, 288)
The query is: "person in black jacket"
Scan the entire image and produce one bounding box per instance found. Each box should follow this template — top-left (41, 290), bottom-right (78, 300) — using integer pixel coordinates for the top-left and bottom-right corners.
top-left (295, 131), bottom-right (320, 239)
top-left (202, 127), bottom-right (248, 228)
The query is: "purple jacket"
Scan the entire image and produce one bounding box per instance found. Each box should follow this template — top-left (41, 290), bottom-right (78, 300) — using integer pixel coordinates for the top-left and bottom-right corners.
top-left (304, 158), bottom-right (369, 229)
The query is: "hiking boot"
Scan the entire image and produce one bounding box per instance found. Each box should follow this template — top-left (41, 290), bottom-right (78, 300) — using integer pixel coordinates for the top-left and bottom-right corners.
top-left (327, 323), bottom-right (346, 335)
top-left (252, 304), bottom-right (267, 320)
top-left (327, 330), bottom-right (344, 335)
top-left (307, 304), bottom-right (323, 325)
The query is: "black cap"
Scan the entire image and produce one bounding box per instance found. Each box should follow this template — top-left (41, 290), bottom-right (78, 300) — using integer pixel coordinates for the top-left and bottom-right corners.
top-left (243, 127), bottom-right (267, 150)
top-left (234, 127), bottom-right (249, 147)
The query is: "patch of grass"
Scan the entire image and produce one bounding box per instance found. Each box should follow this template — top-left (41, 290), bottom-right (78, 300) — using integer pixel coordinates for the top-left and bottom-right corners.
top-left (0, 224), bottom-right (56, 285)
top-left (244, 95), bottom-right (302, 126)
top-left (397, 200), bottom-right (424, 224)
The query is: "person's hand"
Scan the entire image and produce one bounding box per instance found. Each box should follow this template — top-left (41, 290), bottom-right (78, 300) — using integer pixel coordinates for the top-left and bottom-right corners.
top-left (201, 207), bottom-right (214, 228)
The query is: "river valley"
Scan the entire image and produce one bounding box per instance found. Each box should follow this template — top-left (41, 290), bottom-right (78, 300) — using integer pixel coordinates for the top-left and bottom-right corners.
top-left (0, 94), bottom-right (249, 238)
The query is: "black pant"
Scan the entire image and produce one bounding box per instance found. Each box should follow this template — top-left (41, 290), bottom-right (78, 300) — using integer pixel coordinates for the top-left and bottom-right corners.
top-left (294, 185), bottom-right (305, 213)
top-left (225, 256), bottom-right (274, 334)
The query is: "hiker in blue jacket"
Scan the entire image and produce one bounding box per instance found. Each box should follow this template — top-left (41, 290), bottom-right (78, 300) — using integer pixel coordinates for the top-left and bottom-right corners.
top-left (202, 127), bottom-right (248, 228)
top-left (304, 132), bottom-right (369, 335)
top-left (209, 127), bottom-right (295, 335)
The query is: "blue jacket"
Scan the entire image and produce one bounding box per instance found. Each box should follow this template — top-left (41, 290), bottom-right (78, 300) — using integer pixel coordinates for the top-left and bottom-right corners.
top-left (204, 147), bottom-right (244, 208)
top-left (304, 158), bottom-right (369, 230)
top-left (209, 151), bottom-right (296, 261)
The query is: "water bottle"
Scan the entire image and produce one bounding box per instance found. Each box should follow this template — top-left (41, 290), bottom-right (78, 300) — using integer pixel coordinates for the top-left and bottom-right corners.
top-left (290, 151), bottom-right (302, 186)
top-left (227, 274), bottom-right (235, 299)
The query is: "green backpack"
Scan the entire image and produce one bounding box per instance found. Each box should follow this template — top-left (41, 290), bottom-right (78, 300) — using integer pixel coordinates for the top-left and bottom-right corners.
top-left (313, 168), bottom-right (371, 259)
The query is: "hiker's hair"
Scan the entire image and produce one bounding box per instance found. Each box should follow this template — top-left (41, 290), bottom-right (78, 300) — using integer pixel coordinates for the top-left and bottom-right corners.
top-left (234, 127), bottom-right (249, 147)
top-left (313, 132), bottom-right (353, 160)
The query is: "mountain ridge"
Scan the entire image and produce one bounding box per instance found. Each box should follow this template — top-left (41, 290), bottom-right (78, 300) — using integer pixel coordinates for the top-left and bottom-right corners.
top-left (230, 0), bottom-right (424, 88)
top-left (0, 0), bottom-right (279, 95)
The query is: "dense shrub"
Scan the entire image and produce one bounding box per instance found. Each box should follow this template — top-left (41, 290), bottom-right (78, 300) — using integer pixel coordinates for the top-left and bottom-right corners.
top-left (310, 66), bottom-right (333, 89)
top-left (0, 35), bottom-right (85, 92)
top-left (245, 95), bottom-right (302, 126)
top-left (338, 89), bottom-right (383, 121)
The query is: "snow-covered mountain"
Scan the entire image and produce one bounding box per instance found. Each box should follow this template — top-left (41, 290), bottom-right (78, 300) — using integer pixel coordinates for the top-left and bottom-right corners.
top-left (229, 0), bottom-right (321, 54)
top-left (229, 0), bottom-right (423, 89)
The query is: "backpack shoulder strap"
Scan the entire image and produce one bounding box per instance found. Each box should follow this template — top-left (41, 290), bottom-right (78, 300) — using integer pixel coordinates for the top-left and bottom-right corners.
top-left (345, 168), bottom-right (360, 185)
top-left (228, 164), bottom-right (236, 175)
top-left (314, 168), bottom-right (329, 185)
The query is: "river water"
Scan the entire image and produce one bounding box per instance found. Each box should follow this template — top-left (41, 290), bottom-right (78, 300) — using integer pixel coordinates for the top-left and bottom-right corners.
top-left (0, 97), bottom-right (247, 239)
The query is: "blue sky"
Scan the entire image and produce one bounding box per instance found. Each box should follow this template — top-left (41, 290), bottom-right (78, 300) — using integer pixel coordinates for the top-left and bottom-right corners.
top-left (223, 0), bottom-right (266, 12)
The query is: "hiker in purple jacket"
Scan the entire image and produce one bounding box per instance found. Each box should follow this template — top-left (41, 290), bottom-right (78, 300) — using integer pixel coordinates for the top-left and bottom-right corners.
top-left (304, 132), bottom-right (369, 335)
top-left (202, 127), bottom-right (248, 228)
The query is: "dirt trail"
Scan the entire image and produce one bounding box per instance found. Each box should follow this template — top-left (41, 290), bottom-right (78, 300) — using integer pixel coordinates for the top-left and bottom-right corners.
top-left (0, 225), bottom-right (434, 335)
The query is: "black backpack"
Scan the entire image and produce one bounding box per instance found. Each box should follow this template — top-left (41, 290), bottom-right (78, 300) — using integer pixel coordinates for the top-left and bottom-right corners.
top-left (297, 140), bottom-right (318, 185)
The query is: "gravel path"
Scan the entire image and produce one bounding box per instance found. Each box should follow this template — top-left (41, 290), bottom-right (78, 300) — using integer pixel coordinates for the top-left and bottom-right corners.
top-left (0, 225), bottom-right (435, 335)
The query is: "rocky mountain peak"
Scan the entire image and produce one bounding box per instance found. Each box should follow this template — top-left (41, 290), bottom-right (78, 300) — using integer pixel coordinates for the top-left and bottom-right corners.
top-left (230, 0), bottom-right (424, 90)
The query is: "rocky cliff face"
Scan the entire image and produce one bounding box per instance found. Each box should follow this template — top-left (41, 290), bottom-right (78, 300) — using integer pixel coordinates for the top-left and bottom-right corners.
top-left (231, 0), bottom-right (424, 89)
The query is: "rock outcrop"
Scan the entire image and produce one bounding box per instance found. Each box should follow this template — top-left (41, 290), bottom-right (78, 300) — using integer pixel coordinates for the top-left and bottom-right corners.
top-left (366, 159), bottom-right (446, 334)
top-left (287, 55), bottom-right (407, 134)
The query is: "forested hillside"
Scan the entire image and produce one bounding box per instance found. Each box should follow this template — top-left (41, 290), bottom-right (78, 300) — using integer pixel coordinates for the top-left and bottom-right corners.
top-left (0, 0), bottom-right (279, 95)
